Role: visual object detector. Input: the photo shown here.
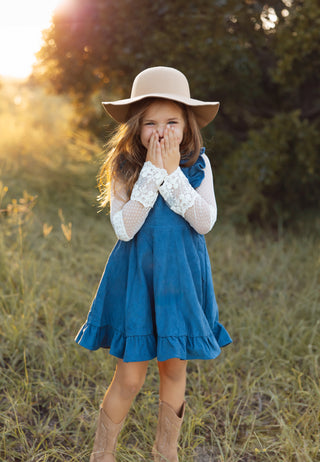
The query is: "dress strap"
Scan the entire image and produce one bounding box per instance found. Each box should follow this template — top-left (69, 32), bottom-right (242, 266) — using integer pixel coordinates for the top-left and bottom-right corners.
top-left (181, 148), bottom-right (206, 188)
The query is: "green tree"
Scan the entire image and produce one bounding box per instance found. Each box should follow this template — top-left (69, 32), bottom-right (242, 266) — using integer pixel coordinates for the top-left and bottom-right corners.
top-left (36, 0), bottom-right (283, 137)
top-left (35, 0), bottom-right (320, 225)
top-left (224, 0), bottom-right (320, 225)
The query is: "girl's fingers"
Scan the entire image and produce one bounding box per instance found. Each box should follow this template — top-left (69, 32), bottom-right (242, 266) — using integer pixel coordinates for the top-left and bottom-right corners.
top-left (169, 126), bottom-right (179, 150)
top-left (160, 127), bottom-right (180, 174)
top-left (160, 136), bottom-right (166, 158)
top-left (150, 131), bottom-right (157, 155)
top-left (147, 132), bottom-right (164, 168)
top-left (147, 131), bottom-right (158, 162)
top-left (164, 127), bottom-right (170, 155)
top-left (156, 137), bottom-right (162, 158)
top-left (167, 127), bottom-right (177, 157)
top-left (146, 137), bottom-right (152, 161)
top-left (154, 137), bottom-right (163, 169)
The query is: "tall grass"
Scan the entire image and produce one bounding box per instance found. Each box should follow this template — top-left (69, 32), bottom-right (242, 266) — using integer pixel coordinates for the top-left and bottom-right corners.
top-left (0, 80), bottom-right (319, 462)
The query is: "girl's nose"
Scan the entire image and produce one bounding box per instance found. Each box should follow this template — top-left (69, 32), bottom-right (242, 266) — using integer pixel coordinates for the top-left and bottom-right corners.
top-left (157, 125), bottom-right (165, 138)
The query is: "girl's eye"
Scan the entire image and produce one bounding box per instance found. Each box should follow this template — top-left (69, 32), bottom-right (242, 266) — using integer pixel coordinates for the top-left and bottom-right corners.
top-left (168, 121), bottom-right (177, 125)
top-left (145, 122), bottom-right (154, 126)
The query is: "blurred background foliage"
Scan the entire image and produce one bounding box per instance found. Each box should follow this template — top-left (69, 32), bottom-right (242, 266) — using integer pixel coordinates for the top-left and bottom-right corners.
top-left (34, 0), bottom-right (320, 227)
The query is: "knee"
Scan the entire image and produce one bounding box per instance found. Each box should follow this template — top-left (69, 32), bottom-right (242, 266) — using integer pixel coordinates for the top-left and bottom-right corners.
top-left (158, 359), bottom-right (187, 383)
top-left (116, 372), bottom-right (146, 400)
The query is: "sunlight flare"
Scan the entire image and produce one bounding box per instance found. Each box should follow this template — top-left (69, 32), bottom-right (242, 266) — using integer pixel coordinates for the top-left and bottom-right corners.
top-left (0, 0), bottom-right (66, 78)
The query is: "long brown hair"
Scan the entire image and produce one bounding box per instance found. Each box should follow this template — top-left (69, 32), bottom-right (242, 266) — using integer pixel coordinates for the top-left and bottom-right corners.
top-left (98, 98), bottom-right (203, 208)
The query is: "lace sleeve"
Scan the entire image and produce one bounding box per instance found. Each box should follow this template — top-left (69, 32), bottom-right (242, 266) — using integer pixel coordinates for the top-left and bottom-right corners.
top-left (159, 154), bottom-right (217, 234)
top-left (131, 161), bottom-right (167, 207)
top-left (110, 162), bottom-right (167, 241)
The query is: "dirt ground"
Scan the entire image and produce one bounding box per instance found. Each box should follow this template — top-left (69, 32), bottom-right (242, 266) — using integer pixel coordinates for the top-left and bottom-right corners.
top-left (195, 447), bottom-right (216, 461)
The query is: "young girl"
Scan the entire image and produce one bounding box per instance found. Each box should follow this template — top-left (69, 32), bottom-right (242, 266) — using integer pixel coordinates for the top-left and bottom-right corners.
top-left (75, 66), bottom-right (232, 462)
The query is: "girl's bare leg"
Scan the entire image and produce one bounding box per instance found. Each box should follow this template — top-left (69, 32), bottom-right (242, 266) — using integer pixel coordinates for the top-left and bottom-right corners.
top-left (158, 358), bottom-right (187, 415)
top-left (102, 358), bottom-right (149, 423)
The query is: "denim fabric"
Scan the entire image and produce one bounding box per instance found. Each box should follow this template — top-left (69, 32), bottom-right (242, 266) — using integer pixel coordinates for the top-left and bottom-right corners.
top-left (75, 151), bottom-right (232, 362)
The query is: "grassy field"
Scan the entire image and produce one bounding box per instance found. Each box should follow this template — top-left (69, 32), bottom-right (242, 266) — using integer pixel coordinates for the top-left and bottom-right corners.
top-left (0, 80), bottom-right (319, 462)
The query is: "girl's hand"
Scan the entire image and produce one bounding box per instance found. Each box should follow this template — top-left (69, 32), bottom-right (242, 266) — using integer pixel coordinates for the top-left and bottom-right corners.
top-left (146, 131), bottom-right (164, 169)
top-left (161, 126), bottom-right (180, 174)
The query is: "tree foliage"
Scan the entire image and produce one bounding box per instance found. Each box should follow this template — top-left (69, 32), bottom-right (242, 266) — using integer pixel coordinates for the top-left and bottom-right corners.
top-left (35, 0), bottom-right (320, 226)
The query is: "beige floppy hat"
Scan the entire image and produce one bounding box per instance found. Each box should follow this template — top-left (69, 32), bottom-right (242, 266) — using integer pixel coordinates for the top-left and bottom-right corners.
top-left (102, 66), bottom-right (220, 128)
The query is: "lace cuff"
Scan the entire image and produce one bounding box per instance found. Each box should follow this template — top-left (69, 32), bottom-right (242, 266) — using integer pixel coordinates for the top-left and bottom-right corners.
top-left (131, 161), bottom-right (168, 208)
top-left (159, 167), bottom-right (198, 216)
top-left (110, 210), bottom-right (130, 241)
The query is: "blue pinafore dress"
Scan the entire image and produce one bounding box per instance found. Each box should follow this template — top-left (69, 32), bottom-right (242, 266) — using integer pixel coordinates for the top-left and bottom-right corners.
top-left (75, 151), bottom-right (232, 362)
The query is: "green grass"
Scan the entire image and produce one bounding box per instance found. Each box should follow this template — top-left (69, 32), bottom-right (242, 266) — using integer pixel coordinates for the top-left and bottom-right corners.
top-left (0, 80), bottom-right (319, 462)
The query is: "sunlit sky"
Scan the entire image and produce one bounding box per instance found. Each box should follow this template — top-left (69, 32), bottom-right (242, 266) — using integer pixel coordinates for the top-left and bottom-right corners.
top-left (0, 0), bottom-right (65, 78)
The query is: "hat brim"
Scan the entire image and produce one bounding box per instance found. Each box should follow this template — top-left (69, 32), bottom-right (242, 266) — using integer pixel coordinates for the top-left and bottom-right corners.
top-left (102, 93), bottom-right (219, 128)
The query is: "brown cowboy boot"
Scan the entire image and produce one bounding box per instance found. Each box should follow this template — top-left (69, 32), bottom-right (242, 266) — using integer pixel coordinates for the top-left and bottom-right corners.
top-left (89, 407), bottom-right (126, 462)
top-left (152, 401), bottom-right (186, 462)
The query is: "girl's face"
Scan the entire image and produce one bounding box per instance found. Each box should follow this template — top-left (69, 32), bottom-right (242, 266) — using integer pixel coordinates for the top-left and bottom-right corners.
top-left (140, 100), bottom-right (186, 150)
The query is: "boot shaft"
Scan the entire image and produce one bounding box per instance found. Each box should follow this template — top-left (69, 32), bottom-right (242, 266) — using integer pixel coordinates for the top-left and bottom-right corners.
top-left (152, 401), bottom-right (186, 462)
top-left (90, 407), bottom-right (126, 462)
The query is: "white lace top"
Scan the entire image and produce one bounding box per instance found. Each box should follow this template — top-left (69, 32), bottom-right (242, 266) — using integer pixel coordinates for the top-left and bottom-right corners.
top-left (110, 153), bottom-right (217, 241)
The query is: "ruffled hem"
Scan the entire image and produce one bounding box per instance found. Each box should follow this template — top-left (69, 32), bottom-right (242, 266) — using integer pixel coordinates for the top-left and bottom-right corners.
top-left (75, 322), bottom-right (232, 363)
